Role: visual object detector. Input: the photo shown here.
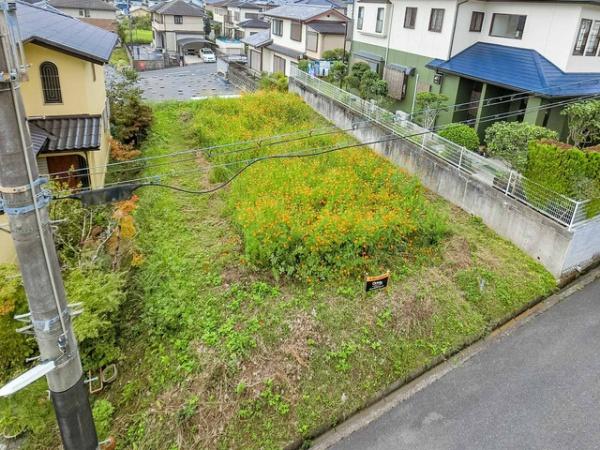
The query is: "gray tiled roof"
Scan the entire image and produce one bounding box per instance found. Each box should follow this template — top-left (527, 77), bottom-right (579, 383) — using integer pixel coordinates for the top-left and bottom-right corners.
top-left (152, 0), bottom-right (206, 16)
top-left (241, 29), bottom-right (271, 47)
top-left (238, 18), bottom-right (269, 28)
top-left (17, 1), bottom-right (117, 63)
top-left (307, 20), bottom-right (345, 34)
top-left (30, 116), bottom-right (102, 151)
top-left (47, 0), bottom-right (116, 10)
top-left (263, 4), bottom-right (332, 20)
top-left (29, 123), bottom-right (52, 154)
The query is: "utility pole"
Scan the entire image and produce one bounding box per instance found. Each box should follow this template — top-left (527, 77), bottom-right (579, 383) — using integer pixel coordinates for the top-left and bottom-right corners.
top-left (0, 2), bottom-right (98, 449)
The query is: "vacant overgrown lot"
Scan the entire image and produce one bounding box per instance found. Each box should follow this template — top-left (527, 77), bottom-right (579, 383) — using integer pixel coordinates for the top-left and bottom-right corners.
top-left (14, 92), bottom-right (555, 449)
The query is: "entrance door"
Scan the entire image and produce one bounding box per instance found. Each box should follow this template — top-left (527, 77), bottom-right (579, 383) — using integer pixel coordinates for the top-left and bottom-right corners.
top-left (46, 154), bottom-right (89, 189)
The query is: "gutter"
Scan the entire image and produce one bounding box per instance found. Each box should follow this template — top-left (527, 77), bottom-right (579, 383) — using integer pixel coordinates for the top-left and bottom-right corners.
top-left (448, 0), bottom-right (468, 59)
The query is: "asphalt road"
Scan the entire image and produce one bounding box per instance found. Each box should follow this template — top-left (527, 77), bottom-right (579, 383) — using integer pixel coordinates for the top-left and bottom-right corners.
top-left (330, 278), bottom-right (600, 450)
top-left (138, 63), bottom-right (239, 101)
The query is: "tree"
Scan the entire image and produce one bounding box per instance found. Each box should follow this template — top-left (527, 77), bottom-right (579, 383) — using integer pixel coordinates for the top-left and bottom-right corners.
top-left (328, 60), bottom-right (347, 87)
top-left (414, 92), bottom-right (448, 130)
top-left (204, 17), bottom-right (212, 37)
top-left (107, 68), bottom-right (153, 145)
top-left (438, 123), bottom-right (480, 151)
top-left (214, 22), bottom-right (222, 38)
top-left (484, 121), bottom-right (558, 171)
top-left (561, 100), bottom-right (600, 148)
top-left (345, 62), bottom-right (371, 91)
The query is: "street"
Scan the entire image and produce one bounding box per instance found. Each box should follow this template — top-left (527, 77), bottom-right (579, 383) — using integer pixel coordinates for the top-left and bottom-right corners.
top-left (138, 63), bottom-right (239, 101)
top-left (327, 276), bottom-right (600, 450)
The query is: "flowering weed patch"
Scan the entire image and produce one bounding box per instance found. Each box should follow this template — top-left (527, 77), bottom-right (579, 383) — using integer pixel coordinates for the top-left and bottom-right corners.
top-left (185, 91), bottom-right (447, 279)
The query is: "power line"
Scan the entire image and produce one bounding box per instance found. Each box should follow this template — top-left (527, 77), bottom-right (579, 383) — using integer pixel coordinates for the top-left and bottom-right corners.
top-left (45, 74), bottom-right (600, 182)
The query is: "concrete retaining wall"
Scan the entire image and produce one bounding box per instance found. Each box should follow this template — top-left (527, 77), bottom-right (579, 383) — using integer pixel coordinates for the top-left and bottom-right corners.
top-left (289, 79), bottom-right (600, 279)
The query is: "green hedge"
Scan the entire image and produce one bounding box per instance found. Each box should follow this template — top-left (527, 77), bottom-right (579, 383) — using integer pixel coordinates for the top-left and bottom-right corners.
top-left (439, 123), bottom-right (480, 151)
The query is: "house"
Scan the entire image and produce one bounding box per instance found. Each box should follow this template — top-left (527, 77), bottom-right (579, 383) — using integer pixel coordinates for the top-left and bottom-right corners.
top-left (350, 0), bottom-right (600, 137)
top-left (209, 0), bottom-right (270, 39)
top-left (42, 0), bottom-right (118, 31)
top-left (130, 5), bottom-right (151, 18)
top-left (0, 1), bottom-right (117, 264)
top-left (151, 0), bottom-right (208, 56)
top-left (243, 4), bottom-right (349, 75)
top-left (238, 17), bottom-right (270, 38)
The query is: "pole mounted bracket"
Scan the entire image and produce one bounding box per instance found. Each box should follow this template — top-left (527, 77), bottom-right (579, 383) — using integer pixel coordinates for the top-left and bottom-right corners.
top-left (3, 189), bottom-right (51, 216)
top-left (0, 359), bottom-right (56, 397)
top-left (0, 176), bottom-right (47, 194)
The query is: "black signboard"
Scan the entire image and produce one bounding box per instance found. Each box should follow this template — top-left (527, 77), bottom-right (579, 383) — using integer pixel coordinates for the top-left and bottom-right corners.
top-left (365, 272), bottom-right (390, 292)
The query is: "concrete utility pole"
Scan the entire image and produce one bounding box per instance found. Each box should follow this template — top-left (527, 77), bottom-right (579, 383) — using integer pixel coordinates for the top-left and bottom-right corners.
top-left (0, 2), bottom-right (98, 449)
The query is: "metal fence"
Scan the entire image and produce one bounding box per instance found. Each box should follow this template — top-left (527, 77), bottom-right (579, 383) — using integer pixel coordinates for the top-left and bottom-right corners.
top-left (290, 66), bottom-right (597, 230)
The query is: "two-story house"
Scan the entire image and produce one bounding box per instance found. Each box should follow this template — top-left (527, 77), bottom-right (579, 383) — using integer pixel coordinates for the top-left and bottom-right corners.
top-left (151, 0), bottom-right (207, 56)
top-left (43, 0), bottom-right (118, 31)
top-left (351, 0), bottom-right (600, 137)
top-left (0, 1), bottom-right (117, 264)
top-left (243, 4), bottom-right (349, 75)
top-left (209, 0), bottom-right (270, 39)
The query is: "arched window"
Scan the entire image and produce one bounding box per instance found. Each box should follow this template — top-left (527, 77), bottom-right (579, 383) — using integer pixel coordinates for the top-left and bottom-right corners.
top-left (40, 62), bottom-right (62, 104)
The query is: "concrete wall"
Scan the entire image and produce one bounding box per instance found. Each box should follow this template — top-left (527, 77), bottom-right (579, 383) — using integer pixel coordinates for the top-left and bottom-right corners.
top-left (289, 78), bottom-right (600, 279)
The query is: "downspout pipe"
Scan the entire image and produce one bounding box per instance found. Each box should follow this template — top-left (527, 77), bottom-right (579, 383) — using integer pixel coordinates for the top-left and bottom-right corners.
top-left (383, 0), bottom-right (394, 70)
top-left (448, 0), bottom-right (469, 59)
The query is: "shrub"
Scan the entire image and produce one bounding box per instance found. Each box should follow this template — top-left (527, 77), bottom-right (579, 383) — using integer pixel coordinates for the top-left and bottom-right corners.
top-left (561, 100), bottom-right (600, 148)
top-left (484, 121), bottom-right (557, 171)
top-left (259, 72), bottom-right (288, 92)
top-left (345, 62), bottom-right (371, 91)
top-left (438, 123), bottom-right (480, 151)
top-left (0, 265), bottom-right (34, 382)
top-left (526, 140), bottom-right (600, 201)
top-left (414, 92), bottom-right (448, 130)
top-left (321, 48), bottom-right (347, 61)
top-left (328, 61), bottom-right (347, 86)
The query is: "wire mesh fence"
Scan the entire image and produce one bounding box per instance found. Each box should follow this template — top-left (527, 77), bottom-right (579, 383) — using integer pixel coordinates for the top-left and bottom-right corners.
top-left (290, 67), bottom-right (596, 230)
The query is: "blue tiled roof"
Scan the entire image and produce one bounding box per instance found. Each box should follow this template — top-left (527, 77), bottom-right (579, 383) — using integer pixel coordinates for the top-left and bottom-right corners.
top-left (428, 42), bottom-right (600, 98)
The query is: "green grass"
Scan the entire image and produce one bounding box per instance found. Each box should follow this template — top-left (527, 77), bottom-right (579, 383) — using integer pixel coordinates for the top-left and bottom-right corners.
top-left (18, 92), bottom-right (554, 449)
top-left (124, 28), bottom-right (153, 45)
top-left (109, 47), bottom-right (130, 67)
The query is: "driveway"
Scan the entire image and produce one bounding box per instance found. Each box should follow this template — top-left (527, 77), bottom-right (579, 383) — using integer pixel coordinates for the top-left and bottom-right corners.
top-left (138, 63), bottom-right (239, 101)
top-left (327, 275), bottom-right (600, 450)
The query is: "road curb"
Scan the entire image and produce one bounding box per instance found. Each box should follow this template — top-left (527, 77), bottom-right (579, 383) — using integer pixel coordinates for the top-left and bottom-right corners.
top-left (302, 266), bottom-right (600, 450)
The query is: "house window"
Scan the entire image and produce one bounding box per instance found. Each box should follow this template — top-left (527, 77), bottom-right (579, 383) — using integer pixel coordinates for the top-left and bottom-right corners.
top-left (574, 18), bottom-right (593, 55)
top-left (375, 8), bottom-right (384, 33)
top-left (40, 61), bottom-right (62, 104)
top-left (306, 30), bottom-right (318, 51)
top-left (404, 7), bottom-right (416, 29)
top-left (585, 20), bottom-right (600, 55)
top-left (357, 6), bottom-right (364, 30)
top-left (273, 54), bottom-right (286, 74)
top-left (469, 11), bottom-right (484, 32)
top-left (489, 13), bottom-right (526, 39)
top-left (290, 20), bottom-right (302, 41)
top-left (79, 8), bottom-right (90, 17)
top-left (428, 8), bottom-right (444, 32)
top-left (174, 15), bottom-right (183, 24)
top-left (272, 19), bottom-right (283, 36)
top-left (245, 12), bottom-right (258, 19)
top-left (234, 11), bottom-right (240, 21)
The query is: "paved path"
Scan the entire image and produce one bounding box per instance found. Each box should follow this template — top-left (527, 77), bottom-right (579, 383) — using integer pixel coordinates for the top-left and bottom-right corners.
top-left (138, 63), bottom-right (239, 101)
top-left (329, 277), bottom-right (600, 450)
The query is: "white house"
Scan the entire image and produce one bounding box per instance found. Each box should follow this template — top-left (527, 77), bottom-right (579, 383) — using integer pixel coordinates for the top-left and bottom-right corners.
top-left (243, 4), bottom-right (349, 75)
top-left (151, 0), bottom-right (208, 55)
top-left (43, 0), bottom-right (117, 31)
top-left (350, 0), bottom-right (600, 137)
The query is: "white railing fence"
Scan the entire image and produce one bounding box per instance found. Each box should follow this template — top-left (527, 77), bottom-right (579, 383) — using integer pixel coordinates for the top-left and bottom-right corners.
top-left (290, 67), bottom-right (597, 230)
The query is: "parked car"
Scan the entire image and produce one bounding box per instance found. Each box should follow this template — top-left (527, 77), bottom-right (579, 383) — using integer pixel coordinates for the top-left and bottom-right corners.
top-left (200, 48), bottom-right (216, 63)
